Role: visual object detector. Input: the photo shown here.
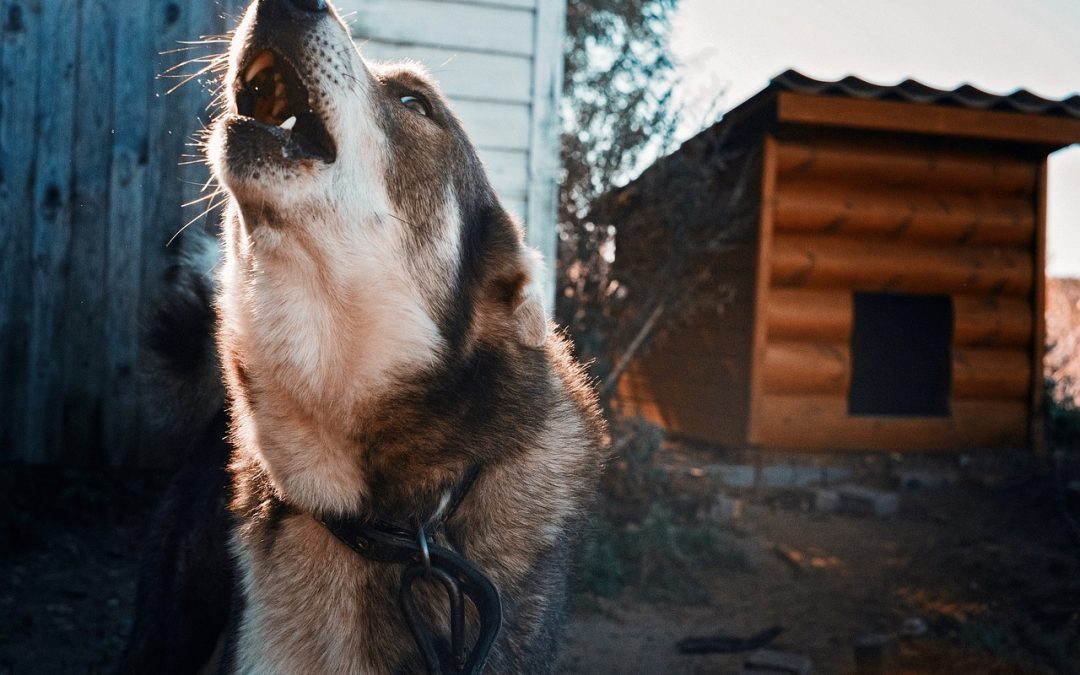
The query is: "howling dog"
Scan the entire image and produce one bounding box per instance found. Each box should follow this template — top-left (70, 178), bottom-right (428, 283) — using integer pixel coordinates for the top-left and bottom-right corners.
top-left (119, 0), bottom-right (605, 673)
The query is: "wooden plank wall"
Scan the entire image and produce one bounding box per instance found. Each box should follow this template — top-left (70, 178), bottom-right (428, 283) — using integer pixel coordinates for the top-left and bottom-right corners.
top-left (339, 0), bottom-right (564, 309)
top-left (750, 134), bottom-right (1039, 450)
top-left (616, 246), bottom-right (758, 446)
top-left (1, 0), bottom-right (243, 466)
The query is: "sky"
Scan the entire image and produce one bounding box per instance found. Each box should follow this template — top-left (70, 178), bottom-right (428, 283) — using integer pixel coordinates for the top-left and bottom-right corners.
top-left (668, 0), bottom-right (1080, 277)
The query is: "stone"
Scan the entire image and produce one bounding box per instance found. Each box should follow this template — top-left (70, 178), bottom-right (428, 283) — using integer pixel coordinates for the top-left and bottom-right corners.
top-left (708, 492), bottom-right (744, 523)
top-left (836, 485), bottom-right (899, 518)
top-left (813, 488), bottom-right (840, 514)
top-left (895, 468), bottom-right (958, 490)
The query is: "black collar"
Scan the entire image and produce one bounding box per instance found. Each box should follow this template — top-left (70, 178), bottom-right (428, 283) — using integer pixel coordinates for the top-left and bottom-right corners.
top-left (315, 465), bottom-right (501, 675)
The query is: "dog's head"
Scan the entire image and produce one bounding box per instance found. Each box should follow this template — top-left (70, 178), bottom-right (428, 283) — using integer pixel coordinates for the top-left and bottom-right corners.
top-left (209, 0), bottom-right (547, 368)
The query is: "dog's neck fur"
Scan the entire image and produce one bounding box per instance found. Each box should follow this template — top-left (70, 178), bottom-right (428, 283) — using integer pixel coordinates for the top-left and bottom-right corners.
top-left (218, 203), bottom-right (453, 516)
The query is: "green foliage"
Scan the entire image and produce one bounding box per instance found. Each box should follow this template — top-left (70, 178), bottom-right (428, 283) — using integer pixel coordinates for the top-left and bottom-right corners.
top-left (561, 0), bottom-right (681, 219)
top-left (576, 418), bottom-right (749, 603)
top-left (578, 504), bottom-right (749, 603)
top-left (1046, 379), bottom-right (1080, 451)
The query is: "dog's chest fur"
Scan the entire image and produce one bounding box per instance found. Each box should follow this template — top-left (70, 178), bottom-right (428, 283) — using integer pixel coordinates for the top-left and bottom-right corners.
top-left (227, 372), bottom-right (598, 674)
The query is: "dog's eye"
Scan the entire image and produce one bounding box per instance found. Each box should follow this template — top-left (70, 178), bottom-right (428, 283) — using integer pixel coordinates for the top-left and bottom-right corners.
top-left (400, 95), bottom-right (428, 116)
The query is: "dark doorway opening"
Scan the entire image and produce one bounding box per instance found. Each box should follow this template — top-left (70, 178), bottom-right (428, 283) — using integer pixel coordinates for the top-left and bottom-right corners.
top-left (848, 292), bottom-right (953, 416)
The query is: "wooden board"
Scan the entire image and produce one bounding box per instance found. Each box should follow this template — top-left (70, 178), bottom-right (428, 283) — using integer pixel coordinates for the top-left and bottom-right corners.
top-left (777, 92), bottom-right (1080, 149)
top-left (773, 181), bottom-right (1034, 246)
top-left (767, 289), bottom-right (852, 342)
top-left (952, 347), bottom-right (1030, 400)
top-left (755, 394), bottom-right (1028, 451)
top-left (113, 0), bottom-right (179, 467)
top-left (453, 99), bottom-right (531, 151)
top-left (763, 341), bottom-right (849, 396)
top-left (0, 0), bottom-right (42, 460)
top-left (1032, 160), bottom-right (1048, 451)
top-left (356, 40), bottom-right (533, 104)
top-left (770, 234), bottom-right (1032, 297)
top-left (25, 0), bottom-right (79, 463)
top-left (524, 0), bottom-right (565, 312)
top-left (775, 138), bottom-right (1037, 194)
top-left (343, 0), bottom-right (535, 57)
top-left (477, 148), bottom-right (529, 200)
top-left (953, 295), bottom-right (1032, 348)
top-left (768, 289), bottom-right (1031, 348)
top-left (748, 136), bottom-right (779, 445)
top-left (446, 0), bottom-right (534, 8)
top-left (61, 0), bottom-right (115, 462)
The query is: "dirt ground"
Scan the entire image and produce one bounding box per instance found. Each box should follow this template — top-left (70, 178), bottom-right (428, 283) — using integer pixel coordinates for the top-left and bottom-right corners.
top-left (558, 462), bottom-right (1080, 674)
top-left (1, 453), bottom-right (1078, 675)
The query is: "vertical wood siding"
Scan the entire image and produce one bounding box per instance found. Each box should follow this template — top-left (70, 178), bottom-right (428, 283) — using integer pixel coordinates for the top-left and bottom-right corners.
top-left (1, 0), bottom-right (566, 466)
top-left (340, 0), bottom-right (565, 308)
top-left (0, 0), bottom-right (243, 466)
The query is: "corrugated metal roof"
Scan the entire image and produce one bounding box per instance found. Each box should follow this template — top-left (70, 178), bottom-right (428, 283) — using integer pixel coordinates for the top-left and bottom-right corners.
top-left (770, 69), bottom-right (1080, 119)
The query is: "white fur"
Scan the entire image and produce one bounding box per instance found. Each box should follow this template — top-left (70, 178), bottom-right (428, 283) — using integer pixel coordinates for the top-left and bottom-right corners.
top-left (211, 5), bottom-right (551, 671)
top-left (210, 9), bottom-right (457, 517)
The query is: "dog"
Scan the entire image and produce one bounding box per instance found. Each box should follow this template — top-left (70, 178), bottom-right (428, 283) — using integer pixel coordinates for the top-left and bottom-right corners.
top-left (118, 0), bottom-right (605, 673)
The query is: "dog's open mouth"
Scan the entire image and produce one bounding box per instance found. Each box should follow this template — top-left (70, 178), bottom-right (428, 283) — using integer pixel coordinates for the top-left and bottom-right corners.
top-left (234, 48), bottom-right (337, 163)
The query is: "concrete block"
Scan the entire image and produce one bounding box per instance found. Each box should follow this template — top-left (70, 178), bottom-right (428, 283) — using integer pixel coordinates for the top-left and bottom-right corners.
top-left (823, 466), bottom-right (853, 484)
top-left (813, 488), bottom-right (840, 514)
top-left (745, 648), bottom-right (813, 675)
top-left (837, 485), bottom-right (899, 518)
top-left (708, 492), bottom-right (744, 523)
top-left (711, 464), bottom-right (756, 489)
top-left (895, 468), bottom-right (958, 490)
top-left (761, 465), bottom-right (831, 488)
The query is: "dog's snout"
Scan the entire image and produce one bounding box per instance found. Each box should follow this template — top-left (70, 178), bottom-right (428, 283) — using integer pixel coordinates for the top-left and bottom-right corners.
top-left (285, 0), bottom-right (327, 12)
top-left (255, 0), bottom-right (328, 20)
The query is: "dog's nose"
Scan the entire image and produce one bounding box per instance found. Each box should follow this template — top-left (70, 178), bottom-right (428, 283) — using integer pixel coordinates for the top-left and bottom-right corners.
top-left (286, 0), bottom-right (327, 12)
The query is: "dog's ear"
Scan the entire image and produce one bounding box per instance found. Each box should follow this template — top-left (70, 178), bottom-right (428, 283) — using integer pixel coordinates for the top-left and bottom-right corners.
top-left (511, 248), bottom-right (548, 348)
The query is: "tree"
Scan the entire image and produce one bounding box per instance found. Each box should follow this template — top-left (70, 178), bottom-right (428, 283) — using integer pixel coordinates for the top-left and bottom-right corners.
top-left (557, 0), bottom-right (684, 392)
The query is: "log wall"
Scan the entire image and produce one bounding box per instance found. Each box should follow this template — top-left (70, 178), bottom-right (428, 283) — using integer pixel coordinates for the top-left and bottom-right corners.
top-left (616, 248), bottom-right (758, 446)
top-left (750, 134), bottom-right (1040, 451)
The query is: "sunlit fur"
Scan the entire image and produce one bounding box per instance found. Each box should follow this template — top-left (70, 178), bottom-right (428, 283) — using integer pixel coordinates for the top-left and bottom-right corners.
top-left (151, 0), bottom-right (608, 672)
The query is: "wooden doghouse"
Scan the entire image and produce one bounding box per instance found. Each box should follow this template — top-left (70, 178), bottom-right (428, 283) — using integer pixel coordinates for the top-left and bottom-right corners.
top-left (599, 71), bottom-right (1080, 452)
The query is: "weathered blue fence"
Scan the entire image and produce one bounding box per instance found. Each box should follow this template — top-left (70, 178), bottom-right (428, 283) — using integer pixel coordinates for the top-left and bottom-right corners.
top-left (1, 0), bottom-right (241, 466)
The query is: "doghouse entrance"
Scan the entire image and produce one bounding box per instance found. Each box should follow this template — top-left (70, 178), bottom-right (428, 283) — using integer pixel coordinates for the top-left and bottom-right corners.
top-left (848, 293), bottom-right (953, 417)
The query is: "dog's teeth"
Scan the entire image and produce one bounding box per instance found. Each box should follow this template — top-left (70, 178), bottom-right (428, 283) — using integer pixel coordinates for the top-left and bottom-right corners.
top-left (244, 51), bottom-right (275, 83)
top-left (279, 116), bottom-right (296, 131)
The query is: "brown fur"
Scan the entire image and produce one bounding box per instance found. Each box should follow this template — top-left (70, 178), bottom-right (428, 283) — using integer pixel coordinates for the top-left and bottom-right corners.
top-left (121, 2), bottom-right (605, 672)
top-left (204, 1), bottom-right (606, 673)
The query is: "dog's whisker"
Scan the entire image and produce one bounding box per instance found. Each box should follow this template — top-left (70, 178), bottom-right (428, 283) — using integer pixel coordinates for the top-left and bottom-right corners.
top-left (167, 194), bottom-right (226, 247)
top-left (163, 54), bottom-right (228, 74)
top-left (182, 191), bottom-right (223, 208)
top-left (165, 64), bottom-right (224, 94)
